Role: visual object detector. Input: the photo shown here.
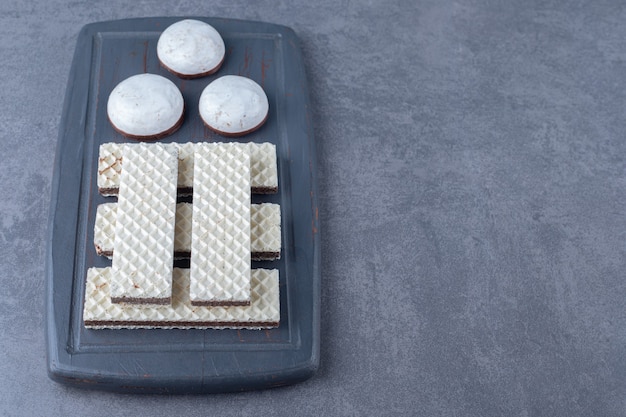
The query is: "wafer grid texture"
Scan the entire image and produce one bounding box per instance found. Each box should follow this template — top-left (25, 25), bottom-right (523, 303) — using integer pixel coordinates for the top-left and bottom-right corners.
top-left (190, 143), bottom-right (251, 306)
top-left (83, 267), bottom-right (280, 329)
top-left (248, 142), bottom-right (279, 193)
top-left (86, 141), bottom-right (281, 328)
top-left (110, 143), bottom-right (178, 304)
top-left (97, 143), bottom-right (124, 196)
top-left (94, 202), bottom-right (281, 260)
top-left (97, 142), bottom-right (278, 195)
top-left (250, 203), bottom-right (282, 256)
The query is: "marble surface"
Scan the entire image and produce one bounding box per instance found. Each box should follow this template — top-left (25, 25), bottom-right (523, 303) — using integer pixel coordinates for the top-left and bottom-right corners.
top-left (2, 0), bottom-right (626, 415)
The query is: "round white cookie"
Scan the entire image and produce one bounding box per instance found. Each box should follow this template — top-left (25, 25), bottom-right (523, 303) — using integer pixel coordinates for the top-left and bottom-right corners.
top-left (199, 75), bottom-right (269, 137)
top-left (157, 19), bottom-right (226, 79)
top-left (107, 73), bottom-right (184, 140)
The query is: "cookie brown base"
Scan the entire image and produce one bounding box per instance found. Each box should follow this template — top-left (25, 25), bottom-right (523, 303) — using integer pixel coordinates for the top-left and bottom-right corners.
top-left (202, 110), bottom-right (269, 138)
top-left (108, 106), bottom-right (185, 141)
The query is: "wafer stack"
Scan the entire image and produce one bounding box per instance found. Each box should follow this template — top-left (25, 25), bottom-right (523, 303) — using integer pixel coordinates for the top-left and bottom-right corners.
top-left (83, 142), bottom-right (281, 329)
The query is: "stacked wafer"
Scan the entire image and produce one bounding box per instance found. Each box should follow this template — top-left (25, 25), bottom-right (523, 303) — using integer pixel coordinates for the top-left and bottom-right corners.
top-left (83, 142), bottom-right (281, 329)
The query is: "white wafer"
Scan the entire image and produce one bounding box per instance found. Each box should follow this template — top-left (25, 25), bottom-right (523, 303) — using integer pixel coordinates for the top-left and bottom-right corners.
top-left (248, 142), bottom-right (278, 193)
top-left (94, 202), bottom-right (281, 260)
top-left (97, 143), bottom-right (124, 196)
top-left (97, 142), bottom-right (278, 195)
top-left (190, 143), bottom-right (251, 306)
top-left (94, 203), bottom-right (117, 257)
top-left (110, 143), bottom-right (178, 304)
top-left (83, 267), bottom-right (280, 329)
top-left (250, 203), bottom-right (281, 260)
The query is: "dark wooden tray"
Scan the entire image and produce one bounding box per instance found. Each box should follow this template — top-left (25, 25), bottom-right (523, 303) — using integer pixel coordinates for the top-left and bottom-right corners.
top-left (45, 17), bottom-right (319, 393)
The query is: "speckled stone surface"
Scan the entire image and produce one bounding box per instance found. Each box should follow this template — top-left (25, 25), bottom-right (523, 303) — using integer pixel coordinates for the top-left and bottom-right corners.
top-left (2, 0), bottom-right (626, 415)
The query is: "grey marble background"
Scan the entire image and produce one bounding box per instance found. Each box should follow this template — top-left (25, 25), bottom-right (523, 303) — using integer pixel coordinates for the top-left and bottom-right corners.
top-left (1, 0), bottom-right (626, 416)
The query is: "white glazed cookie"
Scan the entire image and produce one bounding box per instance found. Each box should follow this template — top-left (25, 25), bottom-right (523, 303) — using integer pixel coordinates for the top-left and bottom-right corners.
top-left (107, 73), bottom-right (184, 140)
top-left (199, 75), bottom-right (269, 137)
top-left (157, 19), bottom-right (226, 79)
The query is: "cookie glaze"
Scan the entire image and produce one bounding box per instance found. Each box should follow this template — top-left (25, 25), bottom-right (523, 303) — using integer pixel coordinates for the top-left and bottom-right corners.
top-left (199, 75), bottom-right (269, 137)
top-left (157, 19), bottom-right (225, 78)
top-left (107, 73), bottom-right (184, 140)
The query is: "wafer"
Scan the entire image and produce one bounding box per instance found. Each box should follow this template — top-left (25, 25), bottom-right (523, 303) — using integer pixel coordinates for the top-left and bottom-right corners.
top-left (190, 143), bottom-right (251, 306)
top-left (97, 142), bottom-right (278, 196)
top-left (110, 143), bottom-right (178, 305)
top-left (94, 202), bottom-right (281, 261)
top-left (83, 267), bottom-right (280, 329)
